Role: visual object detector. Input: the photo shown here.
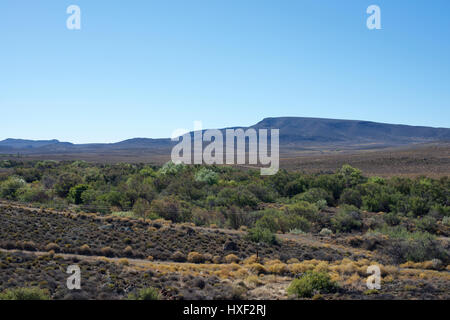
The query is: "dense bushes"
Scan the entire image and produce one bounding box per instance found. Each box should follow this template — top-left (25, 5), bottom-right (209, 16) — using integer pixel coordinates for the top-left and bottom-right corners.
top-left (331, 205), bottom-right (362, 233)
top-left (255, 209), bottom-right (311, 233)
top-left (0, 161), bottom-right (447, 236)
top-left (287, 271), bottom-right (338, 298)
top-left (0, 287), bottom-right (49, 300)
top-left (128, 287), bottom-right (160, 300)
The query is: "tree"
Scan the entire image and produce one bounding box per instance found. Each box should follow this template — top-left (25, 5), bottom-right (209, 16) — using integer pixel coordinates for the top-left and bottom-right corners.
top-left (133, 198), bottom-right (151, 221)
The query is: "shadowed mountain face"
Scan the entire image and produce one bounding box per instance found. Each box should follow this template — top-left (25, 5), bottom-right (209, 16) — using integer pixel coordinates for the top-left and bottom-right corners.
top-left (1, 117), bottom-right (449, 155)
top-left (250, 117), bottom-right (450, 145)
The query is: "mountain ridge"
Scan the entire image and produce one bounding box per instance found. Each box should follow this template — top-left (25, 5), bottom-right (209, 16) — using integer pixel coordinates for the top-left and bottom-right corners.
top-left (1, 117), bottom-right (449, 154)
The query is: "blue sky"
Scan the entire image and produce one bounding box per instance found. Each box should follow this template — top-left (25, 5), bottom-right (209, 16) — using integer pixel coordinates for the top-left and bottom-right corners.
top-left (1, 0), bottom-right (449, 143)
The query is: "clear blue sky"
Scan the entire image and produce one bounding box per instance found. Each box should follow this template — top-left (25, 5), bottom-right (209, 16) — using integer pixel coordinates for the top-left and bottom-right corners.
top-left (1, 0), bottom-right (449, 143)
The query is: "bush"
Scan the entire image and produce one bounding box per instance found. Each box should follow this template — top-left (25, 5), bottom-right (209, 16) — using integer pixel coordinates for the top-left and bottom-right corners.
top-left (68, 184), bottom-right (89, 204)
top-left (383, 212), bottom-right (401, 226)
top-left (287, 271), bottom-right (338, 298)
top-left (171, 251), bottom-right (186, 262)
top-left (294, 188), bottom-right (332, 205)
top-left (415, 216), bottom-right (437, 233)
top-left (225, 254), bottom-right (240, 264)
top-left (133, 198), bottom-right (151, 220)
top-left (195, 168), bottom-right (218, 185)
top-left (339, 188), bottom-right (362, 208)
top-left (284, 201), bottom-right (318, 221)
top-left (443, 216), bottom-right (450, 227)
top-left (255, 209), bottom-right (310, 233)
top-left (0, 176), bottom-right (26, 200)
top-left (187, 251), bottom-right (205, 263)
top-left (246, 227), bottom-right (277, 244)
top-left (319, 228), bottom-right (333, 236)
top-left (408, 196), bottom-right (430, 216)
top-left (128, 287), bottom-right (160, 300)
top-left (389, 238), bottom-right (448, 263)
top-left (331, 205), bottom-right (362, 233)
top-left (0, 287), bottom-right (50, 300)
top-left (100, 246), bottom-right (114, 257)
top-left (315, 199), bottom-right (327, 211)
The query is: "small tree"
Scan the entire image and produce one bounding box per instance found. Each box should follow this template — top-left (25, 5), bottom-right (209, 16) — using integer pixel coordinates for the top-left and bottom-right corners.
top-left (133, 198), bottom-right (151, 221)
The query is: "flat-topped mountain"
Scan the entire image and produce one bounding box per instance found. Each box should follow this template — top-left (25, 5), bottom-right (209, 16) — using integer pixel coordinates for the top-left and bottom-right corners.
top-left (1, 117), bottom-right (449, 154)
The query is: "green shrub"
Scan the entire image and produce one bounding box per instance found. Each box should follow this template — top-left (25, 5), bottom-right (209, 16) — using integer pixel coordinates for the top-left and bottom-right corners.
top-left (0, 176), bottom-right (26, 200)
top-left (246, 227), bottom-right (277, 244)
top-left (0, 287), bottom-right (50, 300)
top-left (294, 188), bottom-right (332, 205)
top-left (133, 198), bottom-right (151, 220)
top-left (339, 188), bottom-right (362, 207)
top-left (68, 184), bottom-right (89, 204)
top-left (287, 271), bottom-right (338, 298)
top-left (255, 209), bottom-right (311, 233)
top-left (195, 168), bottom-right (218, 185)
top-left (284, 201), bottom-right (318, 221)
top-left (331, 205), bottom-right (362, 232)
top-left (415, 216), bottom-right (437, 233)
top-left (443, 216), bottom-right (450, 227)
top-left (128, 287), bottom-right (160, 300)
top-left (389, 238), bottom-right (448, 263)
top-left (408, 196), bottom-right (430, 216)
top-left (383, 212), bottom-right (401, 226)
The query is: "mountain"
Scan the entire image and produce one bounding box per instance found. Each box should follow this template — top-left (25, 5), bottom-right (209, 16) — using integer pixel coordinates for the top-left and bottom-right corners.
top-left (250, 117), bottom-right (450, 145)
top-left (1, 117), bottom-right (449, 155)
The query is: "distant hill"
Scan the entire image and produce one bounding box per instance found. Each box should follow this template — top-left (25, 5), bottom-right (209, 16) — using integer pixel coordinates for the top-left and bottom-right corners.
top-left (1, 117), bottom-right (449, 155)
top-left (250, 117), bottom-right (450, 146)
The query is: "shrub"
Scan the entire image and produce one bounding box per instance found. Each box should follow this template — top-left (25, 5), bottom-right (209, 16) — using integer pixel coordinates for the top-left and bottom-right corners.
top-left (0, 176), bottom-right (26, 200)
top-left (100, 246), bottom-right (114, 257)
top-left (443, 216), bottom-right (450, 227)
top-left (159, 161), bottom-right (185, 176)
top-left (287, 271), bottom-right (338, 298)
top-left (408, 196), bottom-right (430, 216)
top-left (68, 184), bottom-right (89, 204)
top-left (128, 287), bottom-right (160, 300)
top-left (187, 251), bottom-right (205, 263)
top-left (284, 201), bottom-right (319, 221)
top-left (124, 245), bottom-right (133, 256)
top-left (245, 227), bottom-right (277, 245)
top-left (339, 188), bottom-right (362, 208)
top-left (389, 238), bottom-right (448, 263)
top-left (415, 216), bottom-right (437, 233)
top-left (255, 209), bottom-right (311, 233)
top-left (195, 168), bottom-right (218, 185)
top-left (383, 212), bottom-right (401, 226)
top-left (319, 228), bottom-right (333, 236)
top-left (45, 243), bottom-right (60, 252)
top-left (0, 287), bottom-right (50, 300)
top-left (17, 185), bottom-right (49, 203)
top-left (133, 198), bottom-right (151, 221)
top-left (225, 254), bottom-right (240, 264)
top-left (171, 251), bottom-right (186, 262)
top-left (331, 205), bottom-right (362, 233)
top-left (248, 263), bottom-right (267, 274)
top-left (79, 244), bottom-right (91, 255)
top-left (338, 165), bottom-right (365, 188)
top-left (22, 241), bottom-right (37, 251)
top-left (316, 199), bottom-right (327, 211)
top-left (294, 188), bottom-right (333, 205)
